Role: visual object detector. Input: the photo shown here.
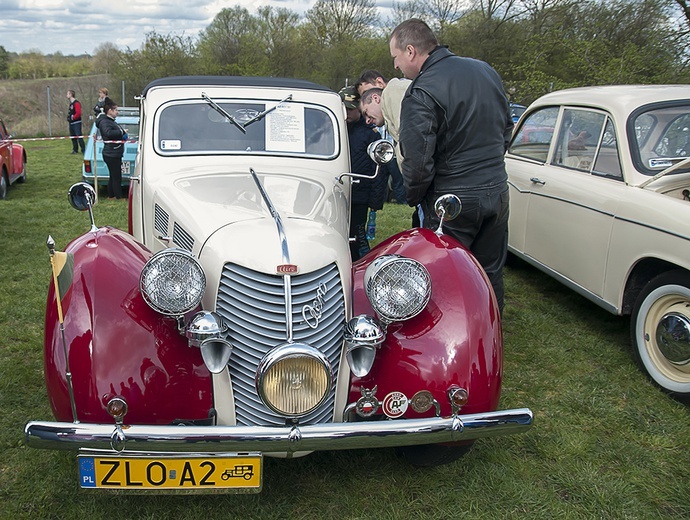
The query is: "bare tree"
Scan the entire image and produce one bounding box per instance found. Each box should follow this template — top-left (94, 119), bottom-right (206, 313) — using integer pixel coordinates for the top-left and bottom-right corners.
top-left (304, 0), bottom-right (379, 46)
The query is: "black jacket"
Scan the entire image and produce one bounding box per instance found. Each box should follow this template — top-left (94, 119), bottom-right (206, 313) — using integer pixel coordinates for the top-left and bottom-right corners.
top-left (399, 46), bottom-right (513, 206)
top-left (96, 115), bottom-right (125, 158)
top-left (348, 116), bottom-right (387, 210)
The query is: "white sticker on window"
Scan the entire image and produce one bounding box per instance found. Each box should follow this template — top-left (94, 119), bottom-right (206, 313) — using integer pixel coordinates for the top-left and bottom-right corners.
top-left (266, 104), bottom-right (305, 153)
top-left (161, 140), bottom-right (181, 150)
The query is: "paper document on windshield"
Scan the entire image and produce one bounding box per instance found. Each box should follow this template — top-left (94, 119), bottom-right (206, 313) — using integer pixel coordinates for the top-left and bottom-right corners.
top-left (266, 103), bottom-right (305, 153)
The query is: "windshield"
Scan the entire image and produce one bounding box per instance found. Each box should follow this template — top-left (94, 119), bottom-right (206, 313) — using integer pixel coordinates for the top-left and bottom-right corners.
top-left (631, 103), bottom-right (690, 175)
top-left (155, 100), bottom-right (338, 158)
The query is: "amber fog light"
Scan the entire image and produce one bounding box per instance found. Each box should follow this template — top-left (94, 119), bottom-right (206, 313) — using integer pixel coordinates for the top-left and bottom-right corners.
top-left (107, 397), bottom-right (128, 422)
top-left (448, 386), bottom-right (469, 413)
top-left (256, 343), bottom-right (333, 417)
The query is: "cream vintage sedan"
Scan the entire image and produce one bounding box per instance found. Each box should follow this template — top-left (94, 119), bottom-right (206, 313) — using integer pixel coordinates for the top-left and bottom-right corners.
top-left (506, 85), bottom-right (690, 396)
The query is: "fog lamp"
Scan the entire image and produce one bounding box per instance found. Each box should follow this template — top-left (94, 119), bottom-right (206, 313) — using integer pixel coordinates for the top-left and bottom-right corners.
top-left (364, 255), bottom-right (431, 324)
top-left (140, 248), bottom-right (206, 316)
top-left (256, 343), bottom-right (332, 417)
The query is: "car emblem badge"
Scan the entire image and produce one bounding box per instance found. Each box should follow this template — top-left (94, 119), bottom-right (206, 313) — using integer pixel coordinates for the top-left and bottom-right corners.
top-left (355, 386), bottom-right (379, 418)
top-left (382, 391), bottom-right (408, 418)
top-left (302, 282), bottom-right (327, 329)
top-left (276, 264), bottom-right (298, 274)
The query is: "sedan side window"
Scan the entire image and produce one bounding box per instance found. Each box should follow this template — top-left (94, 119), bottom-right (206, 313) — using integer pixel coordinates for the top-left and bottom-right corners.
top-left (508, 106), bottom-right (558, 162)
top-left (553, 109), bottom-right (605, 171)
top-left (592, 118), bottom-right (622, 179)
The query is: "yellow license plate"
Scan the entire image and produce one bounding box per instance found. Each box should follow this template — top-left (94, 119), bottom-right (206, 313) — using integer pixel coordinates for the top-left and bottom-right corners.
top-left (78, 451), bottom-right (262, 491)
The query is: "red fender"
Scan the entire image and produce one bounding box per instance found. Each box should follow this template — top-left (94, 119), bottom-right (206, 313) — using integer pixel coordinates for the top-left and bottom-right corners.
top-left (11, 143), bottom-right (25, 174)
top-left (45, 227), bottom-right (213, 423)
top-left (350, 228), bottom-right (502, 416)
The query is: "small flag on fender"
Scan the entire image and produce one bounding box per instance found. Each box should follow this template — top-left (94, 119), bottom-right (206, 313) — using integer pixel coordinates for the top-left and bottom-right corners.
top-left (47, 236), bottom-right (74, 324)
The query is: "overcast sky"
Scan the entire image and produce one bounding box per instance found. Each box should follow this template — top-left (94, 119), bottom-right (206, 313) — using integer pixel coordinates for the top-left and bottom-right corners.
top-left (0, 0), bottom-right (393, 56)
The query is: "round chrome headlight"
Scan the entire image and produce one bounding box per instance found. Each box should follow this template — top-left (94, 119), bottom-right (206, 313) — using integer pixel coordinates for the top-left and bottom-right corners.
top-left (256, 343), bottom-right (333, 417)
top-left (364, 255), bottom-right (431, 323)
top-left (140, 248), bottom-right (206, 316)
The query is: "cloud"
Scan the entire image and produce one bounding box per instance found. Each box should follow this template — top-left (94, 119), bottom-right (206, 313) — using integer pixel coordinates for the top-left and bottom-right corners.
top-left (1, 0), bottom-right (395, 55)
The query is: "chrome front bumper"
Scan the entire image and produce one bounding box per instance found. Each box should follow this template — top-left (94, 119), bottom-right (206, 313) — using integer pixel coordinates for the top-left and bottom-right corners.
top-left (25, 408), bottom-right (533, 453)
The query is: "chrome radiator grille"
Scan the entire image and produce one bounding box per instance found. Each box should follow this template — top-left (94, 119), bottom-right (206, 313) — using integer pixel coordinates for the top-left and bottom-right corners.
top-left (215, 263), bottom-right (345, 426)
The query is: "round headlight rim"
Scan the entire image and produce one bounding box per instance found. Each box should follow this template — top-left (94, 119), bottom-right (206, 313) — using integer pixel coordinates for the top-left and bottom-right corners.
top-left (139, 247), bottom-right (206, 317)
top-left (364, 254), bottom-right (432, 323)
top-left (256, 343), bottom-right (333, 418)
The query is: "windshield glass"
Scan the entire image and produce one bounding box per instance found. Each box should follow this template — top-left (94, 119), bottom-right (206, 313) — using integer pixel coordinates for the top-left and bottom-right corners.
top-left (631, 103), bottom-right (690, 175)
top-left (155, 100), bottom-right (338, 158)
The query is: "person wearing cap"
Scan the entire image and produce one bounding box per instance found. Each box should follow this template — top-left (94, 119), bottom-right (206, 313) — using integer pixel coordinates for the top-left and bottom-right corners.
top-left (339, 85), bottom-right (387, 261)
top-left (355, 70), bottom-right (409, 206)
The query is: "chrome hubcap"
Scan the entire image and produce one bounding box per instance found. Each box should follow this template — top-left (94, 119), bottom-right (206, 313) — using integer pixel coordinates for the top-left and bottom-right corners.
top-left (656, 312), bottom-right (690, 365)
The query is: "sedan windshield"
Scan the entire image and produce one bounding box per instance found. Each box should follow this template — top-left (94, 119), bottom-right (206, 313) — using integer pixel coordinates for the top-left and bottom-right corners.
top-left (632, 103), bottom-right (690, 175)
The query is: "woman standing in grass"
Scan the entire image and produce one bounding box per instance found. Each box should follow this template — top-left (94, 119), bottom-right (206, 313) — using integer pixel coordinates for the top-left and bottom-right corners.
top-left (96, 97), bottom-right (127, 199)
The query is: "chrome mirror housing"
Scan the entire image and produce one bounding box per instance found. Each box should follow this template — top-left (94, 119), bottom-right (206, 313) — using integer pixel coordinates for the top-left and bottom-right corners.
top-left (68, 182), bottom-right (98, 232)
top-left (434, 194), bottom-right (462, 235)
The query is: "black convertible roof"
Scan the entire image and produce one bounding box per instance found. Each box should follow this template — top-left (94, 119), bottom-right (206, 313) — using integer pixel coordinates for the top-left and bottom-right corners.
top-left (143, 76), bottom-right (332, 96)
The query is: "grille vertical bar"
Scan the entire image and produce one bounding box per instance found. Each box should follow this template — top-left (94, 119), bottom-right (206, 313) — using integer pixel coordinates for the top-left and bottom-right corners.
top-left (215, 263), bottom-right (345, 426)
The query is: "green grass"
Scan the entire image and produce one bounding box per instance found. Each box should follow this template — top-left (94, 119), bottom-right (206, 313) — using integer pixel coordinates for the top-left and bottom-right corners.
top-left (2, 139), bottom-right (690, 519)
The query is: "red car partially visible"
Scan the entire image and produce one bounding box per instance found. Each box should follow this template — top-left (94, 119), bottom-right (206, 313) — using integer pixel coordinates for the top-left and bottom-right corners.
top-left (0, 117), bottom-right (27, 200)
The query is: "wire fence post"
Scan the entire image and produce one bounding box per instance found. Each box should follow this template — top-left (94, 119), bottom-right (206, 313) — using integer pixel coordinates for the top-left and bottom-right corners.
top-left (47, 86), bottom-right (52, 136)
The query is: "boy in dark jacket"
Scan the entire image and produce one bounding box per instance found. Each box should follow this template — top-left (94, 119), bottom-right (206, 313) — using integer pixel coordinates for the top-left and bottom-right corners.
top-left (96, 97), bottom-right (127, 199)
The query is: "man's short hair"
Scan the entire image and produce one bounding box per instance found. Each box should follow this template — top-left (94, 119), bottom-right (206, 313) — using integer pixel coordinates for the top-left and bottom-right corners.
top-left (390, 19), bottom-right (438, 55)
top-left (355, 69), bottom-right (388, 93)
top-left (67, 89), bottom-right (75, 97)
top-left (360, 87), bottom-right (383, 105)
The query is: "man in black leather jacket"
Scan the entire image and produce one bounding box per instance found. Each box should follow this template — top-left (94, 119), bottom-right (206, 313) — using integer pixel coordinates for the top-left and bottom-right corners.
top-left (390, 19), bottom-right (514, 313)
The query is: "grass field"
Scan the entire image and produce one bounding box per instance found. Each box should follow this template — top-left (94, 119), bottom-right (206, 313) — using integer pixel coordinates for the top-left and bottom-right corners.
top-left (1, 139), bottom-right (690, 519)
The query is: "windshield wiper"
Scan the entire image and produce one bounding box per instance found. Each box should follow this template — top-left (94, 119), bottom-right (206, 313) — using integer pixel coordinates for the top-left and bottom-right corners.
top-left (242, 95), bottom-right (293, 128)
top-left (202, 92), bottom-right (246, 134)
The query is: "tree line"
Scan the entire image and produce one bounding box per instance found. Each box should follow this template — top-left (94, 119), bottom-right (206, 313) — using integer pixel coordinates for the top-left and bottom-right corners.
top-left (2, 0), bottom-right (689, 105)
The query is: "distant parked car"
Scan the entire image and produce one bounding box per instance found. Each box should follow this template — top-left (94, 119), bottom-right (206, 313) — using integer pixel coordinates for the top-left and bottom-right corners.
top-left (510, 103), bottom-right (526, 124)
top-left (0, 117), bottom-right (27, 200)
top-left (506, 85), bottom-right (690, 396)
top-left (82, 107), bottom-right (139, 188)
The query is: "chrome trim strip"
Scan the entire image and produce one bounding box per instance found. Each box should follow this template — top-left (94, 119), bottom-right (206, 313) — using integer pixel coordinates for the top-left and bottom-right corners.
top-left (249, 167), bottom-right (290, 264)
top-left (25, 408), bottom-right (533, 452)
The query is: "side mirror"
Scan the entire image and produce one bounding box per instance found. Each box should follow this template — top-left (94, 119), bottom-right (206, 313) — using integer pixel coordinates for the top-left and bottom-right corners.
top-left (337, 140), bottom-right (394, 184)
top-left (367, 139), bottom-right (394, 165)
top-left (434, 194), bottom-right (462, 235)
top-left (68, 182), bottom-right (98, 232)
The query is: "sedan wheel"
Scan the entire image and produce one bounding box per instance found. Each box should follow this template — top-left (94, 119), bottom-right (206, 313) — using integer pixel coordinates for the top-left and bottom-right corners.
top-left (0, 171), bottom-right (7, 200)
top-left (631, 271), bottom-right (690, 396)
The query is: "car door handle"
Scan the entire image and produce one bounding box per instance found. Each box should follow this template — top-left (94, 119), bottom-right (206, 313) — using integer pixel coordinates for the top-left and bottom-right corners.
top-left (530, 177), bottom-right (545, 185)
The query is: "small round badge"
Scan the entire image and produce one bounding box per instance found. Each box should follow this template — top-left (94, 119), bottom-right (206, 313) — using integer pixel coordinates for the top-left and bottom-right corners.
top-left (382, 391), bottom-right (408, 418)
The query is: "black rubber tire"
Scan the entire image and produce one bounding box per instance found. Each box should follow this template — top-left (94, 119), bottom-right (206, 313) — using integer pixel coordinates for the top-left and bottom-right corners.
top-left (0, 170), bottom-right (8, 200)
top-left (631, 270), bottom-right (690, 396)
top-left (16, 156), bottom-right (27, 183)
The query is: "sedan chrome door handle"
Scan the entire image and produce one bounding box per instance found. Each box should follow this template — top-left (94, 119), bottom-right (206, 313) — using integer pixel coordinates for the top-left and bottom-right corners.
top-left (530, 177), bottom-right (545, 185)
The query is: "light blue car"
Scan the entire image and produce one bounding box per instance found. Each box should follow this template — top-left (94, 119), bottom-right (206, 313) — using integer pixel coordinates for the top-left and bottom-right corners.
top-left (82, 107), bottom-right (139, 187)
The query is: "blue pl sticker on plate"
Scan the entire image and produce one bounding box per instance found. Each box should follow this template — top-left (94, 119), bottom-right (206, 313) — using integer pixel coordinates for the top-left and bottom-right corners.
top-left (78, 457), bottom-right (96, 488)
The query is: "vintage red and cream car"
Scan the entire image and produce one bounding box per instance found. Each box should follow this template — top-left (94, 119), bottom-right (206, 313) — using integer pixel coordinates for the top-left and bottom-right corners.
top-left (506, 85), bottom-right (690, 396)
top-left (25, 76), bottom-right (532, 492)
